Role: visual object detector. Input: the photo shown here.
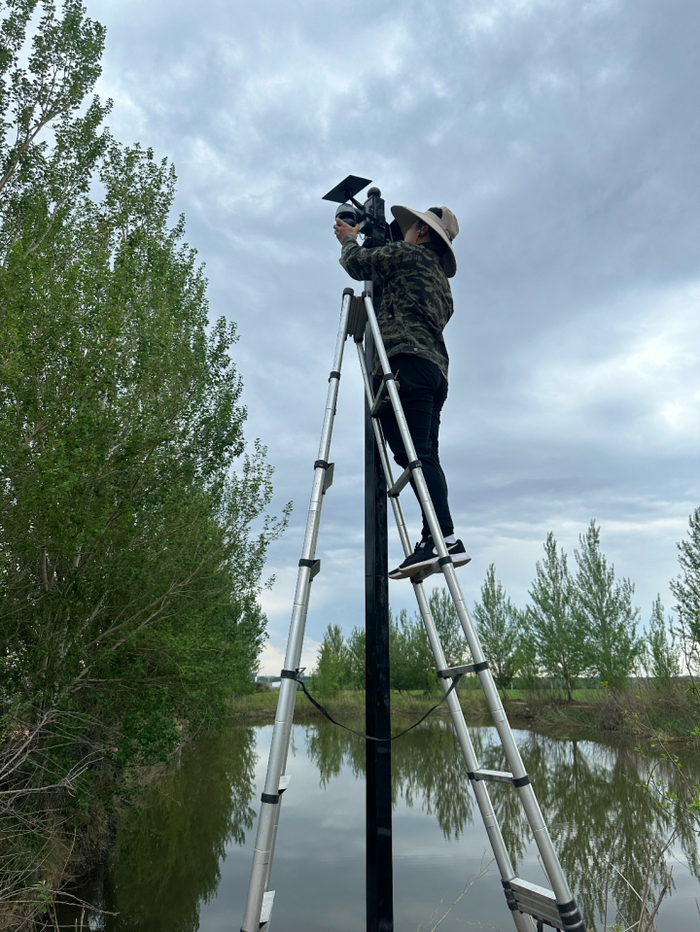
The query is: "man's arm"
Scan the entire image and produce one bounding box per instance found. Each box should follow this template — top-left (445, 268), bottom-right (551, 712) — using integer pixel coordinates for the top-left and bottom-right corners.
top-left (333, 218), bottom-right (403, 282)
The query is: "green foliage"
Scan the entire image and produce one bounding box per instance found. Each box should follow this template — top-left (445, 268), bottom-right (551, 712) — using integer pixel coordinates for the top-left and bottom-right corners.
top-left (644, 596), bottom-right (680, 692)
top-left (427, 587), bottom-right (465, 668)
top-left (311, 589), bottom-right (467, 695)
top-left (345, 626), bottom-right (366, 690)
top-left (0, 1), bottom-right (288, 919)
top-left (389, 608), bottom-right (436, 693)
top-left (526, 533), bottom-right (591, 700)
top-left (314, 624), bottom-right (351, 695)
top-left (669, 507), bottom-right (700, 674)
top-left (571, 522), bottom-right (641, 692)
top-left (472, 564), bottom-right (522, 698)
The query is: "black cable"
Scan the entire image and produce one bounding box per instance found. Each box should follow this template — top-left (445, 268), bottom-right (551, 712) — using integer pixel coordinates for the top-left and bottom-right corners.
top-left (294, 674), bottom-right (463, 742)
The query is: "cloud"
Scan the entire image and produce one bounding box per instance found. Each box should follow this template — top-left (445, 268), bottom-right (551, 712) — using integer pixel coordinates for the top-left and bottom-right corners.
top-left (87, 0), bottom-right (700, 657)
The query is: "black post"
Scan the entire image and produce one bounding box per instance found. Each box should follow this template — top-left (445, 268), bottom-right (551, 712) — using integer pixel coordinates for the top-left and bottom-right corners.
top-left (364, 293), bottom-right (394, 932)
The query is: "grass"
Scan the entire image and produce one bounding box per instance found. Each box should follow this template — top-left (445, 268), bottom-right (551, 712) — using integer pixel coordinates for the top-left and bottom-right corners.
top-left (231, 682), bottom-right (700, 739)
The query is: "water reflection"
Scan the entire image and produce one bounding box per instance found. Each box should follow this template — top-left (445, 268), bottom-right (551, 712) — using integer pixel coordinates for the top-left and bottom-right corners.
top-left (58, 718), bottom-right (700, 931)
top-left (305, 720), bottom-right (700, 930)
top-left (58, 726), bottom-right (257, 931)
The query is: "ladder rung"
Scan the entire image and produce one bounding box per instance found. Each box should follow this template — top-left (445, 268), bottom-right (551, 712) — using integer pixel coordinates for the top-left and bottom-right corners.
top-left (260, 889), bottom-right (275, 925)
top-left (508, 879), bottom-right (561, 928)
top-left (470, 769), bottom-right (514, 784)
top-left (438, 663), bottom-right (478, 678)
top-left (387, 464), bottom-right (411, 498)
top-left (370, 374), bottom-right (394, 417)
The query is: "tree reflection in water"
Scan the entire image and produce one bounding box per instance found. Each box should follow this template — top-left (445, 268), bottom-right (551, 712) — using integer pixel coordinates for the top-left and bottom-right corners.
top-left (304, 719), bottom-right (700, 931)
top-left (57, 726), bottom-right (257, 932)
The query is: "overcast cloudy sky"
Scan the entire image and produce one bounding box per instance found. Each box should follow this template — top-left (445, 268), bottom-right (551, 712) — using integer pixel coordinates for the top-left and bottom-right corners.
top-left (87, 0), bottom-right (700, 674)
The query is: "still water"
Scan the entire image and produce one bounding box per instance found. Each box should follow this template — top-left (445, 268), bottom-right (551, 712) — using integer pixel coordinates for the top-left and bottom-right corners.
top-left (61, 719), bottom-right (700, 931)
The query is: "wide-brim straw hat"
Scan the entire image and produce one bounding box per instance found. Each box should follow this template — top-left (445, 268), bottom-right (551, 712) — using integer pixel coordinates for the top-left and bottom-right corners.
top-left (391, 205), bottom-right (459, 278)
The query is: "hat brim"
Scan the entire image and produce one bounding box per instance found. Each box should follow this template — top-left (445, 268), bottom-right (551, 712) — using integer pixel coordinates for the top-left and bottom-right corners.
top-left (391, 205), bottom-right (457, 278)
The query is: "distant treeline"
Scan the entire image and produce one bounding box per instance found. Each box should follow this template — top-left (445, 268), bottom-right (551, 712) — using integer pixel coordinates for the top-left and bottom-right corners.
top-left (312, 516), bottom-right (700, 699)
top-left (0, 3), bottom-right (286, 927)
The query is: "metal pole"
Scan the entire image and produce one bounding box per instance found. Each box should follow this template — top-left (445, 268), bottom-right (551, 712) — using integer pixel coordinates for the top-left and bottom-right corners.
top-left (364, 284), bottom-right (394, 932)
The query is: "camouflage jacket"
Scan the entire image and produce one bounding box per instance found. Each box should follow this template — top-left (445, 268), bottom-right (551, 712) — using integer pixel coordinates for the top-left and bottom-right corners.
top-left (339, 237), bottom-right (454, 380)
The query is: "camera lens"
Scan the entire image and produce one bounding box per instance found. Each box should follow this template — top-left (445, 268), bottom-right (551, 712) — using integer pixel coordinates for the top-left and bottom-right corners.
top-left (335, 203), bottom-right (359, 226)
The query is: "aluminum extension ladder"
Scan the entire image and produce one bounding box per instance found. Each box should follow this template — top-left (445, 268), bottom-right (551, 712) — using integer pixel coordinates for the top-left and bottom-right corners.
top-left (241, 288), bottom-right (585, 932)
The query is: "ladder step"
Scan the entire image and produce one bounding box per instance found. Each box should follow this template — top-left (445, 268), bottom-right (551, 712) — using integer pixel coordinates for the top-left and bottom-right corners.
top-left (507, 879), bottom-right (569, 929)
top-left (370, 373), bottom-right (395, 417)
top-left (260, 889), bottom-right (275, 925)
top-left (469, 769), bottom-right (514, 784)
top-left (438, 663), bottom-right (488, 678)
top-left (410, 561), bottom-right (440, 584)
top-left (387, 464), bottom-right (412, 498)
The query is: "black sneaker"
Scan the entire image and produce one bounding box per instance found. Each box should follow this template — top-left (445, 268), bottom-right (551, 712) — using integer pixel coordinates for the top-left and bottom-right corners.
top-left (388, 537), bottom-right (471, 580)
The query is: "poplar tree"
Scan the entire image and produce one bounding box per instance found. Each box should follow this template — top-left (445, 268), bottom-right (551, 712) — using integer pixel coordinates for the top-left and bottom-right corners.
top-left (571, 522), bottom-right (641, 691)
top-left (669, 507), bottom-right (700, 673)
top-left (527, 533), bottom-right (591, 700)
top-left (645, 596), bottom-right (680, 691)
top-left (0, 3), bottom-right (287, 916)
top-left (428, 587), bottom-right (466, 668)
top-left (473, 564), bottom-right (522, 699)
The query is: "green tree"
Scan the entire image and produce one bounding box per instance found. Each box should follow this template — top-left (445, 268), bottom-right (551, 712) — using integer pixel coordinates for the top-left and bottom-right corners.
top-left (527, 532), bottom-right (591, 700)
top-left (473, 564), bottom-right (521, 699)
top-left (644, 596), bottom-right (680, 691)
top-left (389, 608), bottom-right (435, 693)
top-left (669, 507), bottom-right (700, 674)
top-left (345, 626), bottom-right (366, 690)
top-left (427, 587), bottom-right (466, 668)
top-left (313, 624), bottom-right (350, 694)
top-left (571, 521), bottom-right (641, 692)
top-left (0, 1), bottom-right (288, 919)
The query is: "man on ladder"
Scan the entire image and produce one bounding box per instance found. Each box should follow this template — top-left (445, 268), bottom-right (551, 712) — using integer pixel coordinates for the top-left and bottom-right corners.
top-left (333, 203), bottom-right (471, 579)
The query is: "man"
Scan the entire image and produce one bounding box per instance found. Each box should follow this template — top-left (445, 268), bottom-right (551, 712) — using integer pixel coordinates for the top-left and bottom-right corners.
top-left (333, 203), bottom-right (470, 580)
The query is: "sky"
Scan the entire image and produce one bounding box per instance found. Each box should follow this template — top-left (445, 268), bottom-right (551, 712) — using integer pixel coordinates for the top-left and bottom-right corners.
top-left (84, 0), bottom-right (700, 674)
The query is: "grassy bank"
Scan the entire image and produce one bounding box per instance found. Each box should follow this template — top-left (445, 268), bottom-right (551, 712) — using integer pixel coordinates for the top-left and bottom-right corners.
top-left (231, 683), bottom-right (700, 739)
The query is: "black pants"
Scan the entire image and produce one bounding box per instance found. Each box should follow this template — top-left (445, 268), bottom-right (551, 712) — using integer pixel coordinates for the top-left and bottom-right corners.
top-left (374, 353), bottom-right (454, 540)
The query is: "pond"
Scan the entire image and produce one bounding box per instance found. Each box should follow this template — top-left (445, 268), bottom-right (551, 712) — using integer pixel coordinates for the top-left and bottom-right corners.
top-left (59, 717), bottom-right (700, 931)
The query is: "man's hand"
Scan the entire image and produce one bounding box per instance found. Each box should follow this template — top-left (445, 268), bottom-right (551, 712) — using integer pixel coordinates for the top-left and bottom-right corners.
top-left (334, 217), bottom-right (361, 243)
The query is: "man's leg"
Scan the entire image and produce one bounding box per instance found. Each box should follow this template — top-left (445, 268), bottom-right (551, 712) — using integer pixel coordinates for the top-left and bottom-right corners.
top-left (376, 355), bottom-right (454, 539)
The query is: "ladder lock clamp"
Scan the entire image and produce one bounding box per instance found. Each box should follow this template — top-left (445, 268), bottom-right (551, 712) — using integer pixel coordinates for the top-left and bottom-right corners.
top-left (328, 370), bottom-right (341, 382)
top-left (280, 669), bottom-right (298, 679)
top-left (261, 792), bottom-right (279, 804)
top-left (512, 775), bottom-right (531, 788)
top-left (557, 899), bottom-right (577, 915)
top-left (472, 660), bottom-right (490, 673)
top-left (408, 460), bottom-right (421, 471)
top-left (314, 459), bottom-right (330, 470)
top-left (438, 556), bottom-right (452, 567)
